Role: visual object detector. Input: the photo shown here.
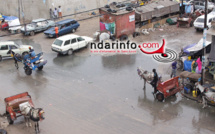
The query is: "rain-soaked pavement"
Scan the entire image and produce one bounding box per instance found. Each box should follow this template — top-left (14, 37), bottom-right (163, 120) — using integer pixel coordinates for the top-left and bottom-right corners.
top-left (0, 18), bottom-right (215, 134)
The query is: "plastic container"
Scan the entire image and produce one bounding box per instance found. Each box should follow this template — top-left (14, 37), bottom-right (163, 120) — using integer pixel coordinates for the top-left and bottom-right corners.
top-left (184, 86), bottom-right (190, 94)
top-left (192, 90), bottom-right (197, 97)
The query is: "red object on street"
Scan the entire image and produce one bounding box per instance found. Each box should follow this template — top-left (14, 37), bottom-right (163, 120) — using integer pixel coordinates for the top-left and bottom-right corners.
top-left (1, 22), bottom-right (8, 30)
top-left (99, 7), bottom-right (135, 38)
top-left (4, 92), bottom-right (34, 124)
top-left (156, 76), bottom-right (183, 102)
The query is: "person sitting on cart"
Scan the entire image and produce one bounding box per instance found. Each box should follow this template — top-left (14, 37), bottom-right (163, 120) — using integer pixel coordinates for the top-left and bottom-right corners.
top-left (150, 69), bottom-right (158, 94)
top-left (29, 47), bottom-right (36, 59)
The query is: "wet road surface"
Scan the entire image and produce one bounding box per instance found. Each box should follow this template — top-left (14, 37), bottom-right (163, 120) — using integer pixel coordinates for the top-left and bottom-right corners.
top-left (0, 21), bottom-right (215, 134)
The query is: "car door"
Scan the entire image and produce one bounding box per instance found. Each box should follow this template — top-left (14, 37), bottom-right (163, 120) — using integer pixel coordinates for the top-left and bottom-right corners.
top-left (63, 39), bottom-right (71, 51)
top-left (58, 25), bottom-right (67, 35)
top-left (65, 23), bottom-right (71, 34)
top-left (0, 45), bottom-right (9, 57)
top-left (195, 2), bottom-right (199, 9)
top-left (199, 2), bottom-right (204, 10)
top-left (77, 37), bottom-right (86, 49)
top-left (70, 38), bottom-right (79, 50)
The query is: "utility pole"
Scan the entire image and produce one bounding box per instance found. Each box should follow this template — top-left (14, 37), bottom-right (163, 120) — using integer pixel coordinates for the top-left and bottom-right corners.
top-left (18, 0), bottom-right (20, 20)
top-left (20, 0), bottom-right (26, 32)
top-left (201, 0), bottom-right (208, 85)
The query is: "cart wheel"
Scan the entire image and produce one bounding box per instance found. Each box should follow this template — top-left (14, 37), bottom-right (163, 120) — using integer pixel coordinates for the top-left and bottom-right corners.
top-left (156, 93), bottom-right (164, 102)
top-left (38, 66), bottom-right (43, 71)
top-left (25, 68), bottom-right (32, 75)
top-left (120, 35), bottom-right (128, 41)
top-left (6, 112), bottom-right (14, 124)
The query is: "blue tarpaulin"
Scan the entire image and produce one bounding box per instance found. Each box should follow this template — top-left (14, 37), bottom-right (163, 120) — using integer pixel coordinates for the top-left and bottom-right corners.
top-left (184, 59), bottom-right (193, 72)
top-left (3, 16), bottom-right (18, 21)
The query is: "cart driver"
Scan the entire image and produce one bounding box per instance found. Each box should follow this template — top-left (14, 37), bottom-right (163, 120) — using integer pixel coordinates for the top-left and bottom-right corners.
top-left (150, 69), bottom-right (158, 94)
top-left (29, 47), bottom-right (36, 59)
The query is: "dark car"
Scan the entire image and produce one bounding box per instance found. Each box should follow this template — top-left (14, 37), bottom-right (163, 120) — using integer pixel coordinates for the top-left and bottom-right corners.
top-left (44, 19), bottom-right (80, 38)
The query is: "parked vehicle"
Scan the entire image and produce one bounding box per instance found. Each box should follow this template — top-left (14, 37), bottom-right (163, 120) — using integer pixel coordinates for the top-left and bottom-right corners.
top-left (4, 16), bottom-right (21, 32)
top-left (51, 34), bottom-right (93, 55)
top-left (194, 14), bottom-right (215, 31)
top-left (44, 19), bottom-right (80, 38)
top-left (193, 1), bottom-right (214, 11)
top-left (0, 41), bottom-right (32, 61)
top-left (21, 18), bottom-right (55, 36)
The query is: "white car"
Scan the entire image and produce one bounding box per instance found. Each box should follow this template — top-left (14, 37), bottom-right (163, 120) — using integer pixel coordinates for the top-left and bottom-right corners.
top-left (51, 34), bottom-right (93, 55)
top-left (194, 14), bottom-right (215, 31)
top-left (0, 41), bottom-right (33, 61)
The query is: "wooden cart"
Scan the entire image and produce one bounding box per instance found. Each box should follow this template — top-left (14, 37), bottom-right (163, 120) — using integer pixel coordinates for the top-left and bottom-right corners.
top-left (177, 17), bottom-right (192, 28)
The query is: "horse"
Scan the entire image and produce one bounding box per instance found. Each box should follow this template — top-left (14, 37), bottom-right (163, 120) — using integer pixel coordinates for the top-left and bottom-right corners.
top-left (20, 102), bottom-right (45, 133)
top-left (137, 67), bottom-right (154, 90)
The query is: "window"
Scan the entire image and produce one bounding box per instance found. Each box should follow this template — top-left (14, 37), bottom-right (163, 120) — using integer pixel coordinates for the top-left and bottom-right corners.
top-left (194, 2), bottom-right (199, 5)
top-left (71, 21), bottom-right (77, 25)
top-left (71, 38), bottom-right (77, 44)
top-left (199, 2), bottom-right (204, 6)
top-left (65, 23), bottom-right (71, 27)
top-left (53, 39), bottom-right (63, 46)
top-left (9, 45), bottom-right (18, 49)
top-left (209, 18), bottom-right (212, 23)
top-left (77, 37), bottom-right (85, 42)
top-left (60, 25), bottom-right (65, 29)
top-left (196, 18), bottom-right (204, 23)
top-left (64, 40), bottom-right (70, 46)
top-left (0, 45), bottom-right (8, 50)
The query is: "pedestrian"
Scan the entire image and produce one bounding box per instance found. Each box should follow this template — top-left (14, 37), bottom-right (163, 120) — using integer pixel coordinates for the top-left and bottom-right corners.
top-left (53, 8), bottom-right (58, 20)
top-left (49, 8), bottom-right (54, 20)
top-left (150, 69), bottom-right (158, 94)
top-left (55, 25), bottom-right (59, 37)
top-left (58, 6), bottom-right (62, 19)
top-left (171, 61), bottom-right (177, 78)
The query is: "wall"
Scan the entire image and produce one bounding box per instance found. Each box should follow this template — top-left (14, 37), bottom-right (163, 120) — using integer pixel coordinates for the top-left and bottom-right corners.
top-left (0, 0), bottom-right (124, 21)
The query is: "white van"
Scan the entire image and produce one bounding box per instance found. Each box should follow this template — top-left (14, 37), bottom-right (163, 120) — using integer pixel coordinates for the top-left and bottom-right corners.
top-left (194, 14), bottom-right (215, 31)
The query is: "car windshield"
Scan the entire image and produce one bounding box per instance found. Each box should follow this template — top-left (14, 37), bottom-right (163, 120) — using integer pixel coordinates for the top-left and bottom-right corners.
top-left (196, 18), bottom-right (204, 23)
top-left (28, 23), bottom-right (36, 27)
top-left (53, 39), bottom-right (63, 46)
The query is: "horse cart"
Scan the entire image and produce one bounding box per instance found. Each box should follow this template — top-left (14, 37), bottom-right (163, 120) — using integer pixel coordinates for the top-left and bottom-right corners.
top-left (156, 76), bottom-right (183, 102)
top-left (4, 92), bottom-right (34, 124)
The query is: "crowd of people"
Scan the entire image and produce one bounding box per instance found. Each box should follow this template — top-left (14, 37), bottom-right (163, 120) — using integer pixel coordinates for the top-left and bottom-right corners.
top-left (49, 6), bottom-right (62, 20)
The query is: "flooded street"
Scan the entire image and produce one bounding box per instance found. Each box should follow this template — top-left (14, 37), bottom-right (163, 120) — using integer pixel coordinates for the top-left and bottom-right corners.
top-left (0, 18), bottom-right (215, 134)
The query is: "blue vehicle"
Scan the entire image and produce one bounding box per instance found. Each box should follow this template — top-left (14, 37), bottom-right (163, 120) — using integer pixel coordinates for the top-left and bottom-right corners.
top-left (23, 52), bottom-right (47, 75)
top-left (44, 19), bottom-right (80, 38)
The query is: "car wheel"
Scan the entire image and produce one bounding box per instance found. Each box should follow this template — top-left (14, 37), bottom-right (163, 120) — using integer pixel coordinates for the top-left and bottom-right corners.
top-left (30, 31), bottom-right (35, 36)
top-left (25, 67), bottom-right (32, 75)
top-left (120, 35), bottom-right (128, 41)
top-left (22, 52), bottom-right (29, 58)
top-left (72, 29), bottom-right (76, 33)
top-left (38, 66), bottom-right (43, 71)
top-left (67, 49), bottom-right (73, 55)
top-left (0, 55), bottom-right (2, 62)
top-left (156, 93), bottom-right (164, 102)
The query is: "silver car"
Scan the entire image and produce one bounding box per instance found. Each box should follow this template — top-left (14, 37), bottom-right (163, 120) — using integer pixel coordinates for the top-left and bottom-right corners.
top-left (194, 1), bottom-right (214, 11)
top-left (21, 18), bottom-right (55, 36)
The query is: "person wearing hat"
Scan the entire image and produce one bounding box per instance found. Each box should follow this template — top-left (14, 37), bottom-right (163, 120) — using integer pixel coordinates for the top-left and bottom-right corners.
top-left (150, 68), bottom-right (158, 94)
top-left (29, 47), bottom-right (36, 58)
